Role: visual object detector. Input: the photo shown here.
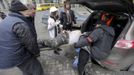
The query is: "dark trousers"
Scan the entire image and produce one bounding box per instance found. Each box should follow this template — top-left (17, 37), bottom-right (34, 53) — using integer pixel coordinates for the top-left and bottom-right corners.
top-left (18, 57), bottom-right (44, 75)
top-left (78, 49), bottom-right (90, 75)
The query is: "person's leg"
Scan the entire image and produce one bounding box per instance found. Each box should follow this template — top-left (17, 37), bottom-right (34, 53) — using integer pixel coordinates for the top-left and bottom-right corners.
top-left (18, 57), bottom-right (44, 75)
top-left (40, 32), bottom-right (68, 48)
top-left (78, 49), bottom-right (90, 75)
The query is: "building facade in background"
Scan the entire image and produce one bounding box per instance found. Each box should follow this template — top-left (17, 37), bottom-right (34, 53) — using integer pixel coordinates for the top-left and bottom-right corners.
top-left (0, 0), bottom-right (65, 10)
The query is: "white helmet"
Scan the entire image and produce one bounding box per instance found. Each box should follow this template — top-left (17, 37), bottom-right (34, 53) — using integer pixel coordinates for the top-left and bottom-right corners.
top-left (50, 6), bottom-right (58, 13)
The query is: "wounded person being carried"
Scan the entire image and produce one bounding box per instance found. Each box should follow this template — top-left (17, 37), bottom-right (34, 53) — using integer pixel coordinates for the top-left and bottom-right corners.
top-left (39, 30), bottom-right (82, 49)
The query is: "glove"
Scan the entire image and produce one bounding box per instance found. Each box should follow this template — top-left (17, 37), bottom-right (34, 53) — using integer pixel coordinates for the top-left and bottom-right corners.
top-left (74, 36), bottom-right (89, 48)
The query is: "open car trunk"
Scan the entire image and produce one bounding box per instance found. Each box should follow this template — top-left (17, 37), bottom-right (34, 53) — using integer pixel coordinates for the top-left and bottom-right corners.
top-left (69, 0), bottom-right (133, 13)
top-left (81, 12), bottom-right (129, 44)
top-left (69, 0), bottom-right (133, 45)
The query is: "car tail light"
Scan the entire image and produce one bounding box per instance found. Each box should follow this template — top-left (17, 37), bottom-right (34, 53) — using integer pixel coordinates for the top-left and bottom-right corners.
top-left (115, 40), bottom-right (134, 49)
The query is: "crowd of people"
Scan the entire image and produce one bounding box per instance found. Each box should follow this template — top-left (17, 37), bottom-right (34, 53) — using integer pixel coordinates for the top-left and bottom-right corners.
top-left (0, 0), bottom-right (115, 75)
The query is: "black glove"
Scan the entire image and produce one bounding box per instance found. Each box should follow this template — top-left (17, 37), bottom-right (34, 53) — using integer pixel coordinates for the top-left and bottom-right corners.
top-left (74, 36), bottom-right (89, 48)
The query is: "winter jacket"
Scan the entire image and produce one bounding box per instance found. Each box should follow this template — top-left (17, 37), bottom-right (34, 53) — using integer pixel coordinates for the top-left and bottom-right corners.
top-left (60, 10), bottom-right (76, 30)
top-left (48, 17), bottom-right (58, 38)
top-left (88, 24), bottom-right (115, 60)
top-left (0, 12), bottom-right (39, 69)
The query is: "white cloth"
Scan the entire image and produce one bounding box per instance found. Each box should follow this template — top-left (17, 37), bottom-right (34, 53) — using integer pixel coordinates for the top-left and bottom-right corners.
top-left (68, 30), bottom-right (82, 44)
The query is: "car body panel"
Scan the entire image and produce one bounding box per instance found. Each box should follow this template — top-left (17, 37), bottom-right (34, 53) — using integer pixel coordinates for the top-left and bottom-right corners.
top-left (69, 0), bottom-right (132, 13)
top-left (98, 18), bottom-right (134, 70)
top-left (126, 21), bottom-right (134, 40)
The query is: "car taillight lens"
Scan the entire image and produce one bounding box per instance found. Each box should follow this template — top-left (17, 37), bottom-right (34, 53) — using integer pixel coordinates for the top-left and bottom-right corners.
top-left (115, 40), bottom-right (134, 49)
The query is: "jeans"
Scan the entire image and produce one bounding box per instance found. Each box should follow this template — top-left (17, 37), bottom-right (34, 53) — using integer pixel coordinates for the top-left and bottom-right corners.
top-left (18, 57), bottom-right (44, 75)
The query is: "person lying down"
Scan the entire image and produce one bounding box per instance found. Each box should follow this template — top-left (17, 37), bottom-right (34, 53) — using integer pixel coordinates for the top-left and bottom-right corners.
top-left (39, 30), bottom-right (82, 49)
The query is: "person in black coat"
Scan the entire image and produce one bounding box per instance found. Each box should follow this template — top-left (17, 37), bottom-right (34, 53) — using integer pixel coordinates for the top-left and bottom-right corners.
top-left (74, 13), bottom-right (115, 75)
top-left (60, 0), bottom-right (76, 31)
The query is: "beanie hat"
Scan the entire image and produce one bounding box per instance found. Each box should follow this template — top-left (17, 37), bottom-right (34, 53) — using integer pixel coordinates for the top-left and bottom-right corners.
top-left (10, 0), bottom-right (28, 11)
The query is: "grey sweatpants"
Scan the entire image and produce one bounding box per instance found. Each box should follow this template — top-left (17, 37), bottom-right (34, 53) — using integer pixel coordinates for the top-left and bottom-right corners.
top-left (18, 57), bottom-right (44, 75)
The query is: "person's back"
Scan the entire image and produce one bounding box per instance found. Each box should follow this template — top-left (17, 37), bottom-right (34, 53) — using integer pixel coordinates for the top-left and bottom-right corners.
top-left (0, 13), bottom-right (31, 69)
top-left (74, 12), bottom-right (115, 75)
top-left (89, 23), bottom-right (115, 60)
top-left (0, 1), bottom-right (44, 75)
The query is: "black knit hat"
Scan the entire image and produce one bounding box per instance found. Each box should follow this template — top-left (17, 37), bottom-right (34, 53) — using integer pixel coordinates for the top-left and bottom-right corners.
top-left (10, 0), bottom-right (28, 11)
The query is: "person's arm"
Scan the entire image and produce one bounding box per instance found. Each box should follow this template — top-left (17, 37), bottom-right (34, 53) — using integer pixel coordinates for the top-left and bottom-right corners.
top-left (74, 28), bottom-right (103, 48)
top-left (71, 10), bottom-right (76, 24)
top-left (47, 19), bottom-right (60, 30)
top-left (87, 28), bottom-right (104, 43)
top-left (59, 12), bottom-right (64, 25)
top-left (12, 22), bottom-right (40, 57)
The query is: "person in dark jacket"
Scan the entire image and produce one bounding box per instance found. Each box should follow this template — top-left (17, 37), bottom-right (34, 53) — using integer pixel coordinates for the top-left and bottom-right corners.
top-left (74, 13), bottom-right (115, 75)
top-left (0, 0), bottom-right (44, 75)
top-left (60, 0), bottom-right (76, 31)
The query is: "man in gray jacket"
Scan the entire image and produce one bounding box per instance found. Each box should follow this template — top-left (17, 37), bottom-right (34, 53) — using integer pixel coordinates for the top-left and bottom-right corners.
top-left (0, 0), bottom-right (44, 75)
top-left (74, 13), bottom-right (115, 75)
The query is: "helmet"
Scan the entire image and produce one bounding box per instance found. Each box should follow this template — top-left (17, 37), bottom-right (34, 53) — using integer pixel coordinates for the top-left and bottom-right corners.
top-left (50, 6), bottom-right (58, 13)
